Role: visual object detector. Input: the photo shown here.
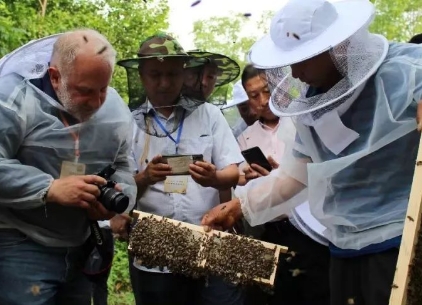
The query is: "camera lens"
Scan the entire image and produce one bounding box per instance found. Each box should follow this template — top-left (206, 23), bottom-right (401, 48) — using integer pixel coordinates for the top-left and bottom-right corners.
top-left (99, 187), bottom-right (129, 214)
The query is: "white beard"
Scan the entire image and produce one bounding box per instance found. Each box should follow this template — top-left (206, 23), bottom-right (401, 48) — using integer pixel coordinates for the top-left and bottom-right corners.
top-left (57, 79), bottom-right (91, 122)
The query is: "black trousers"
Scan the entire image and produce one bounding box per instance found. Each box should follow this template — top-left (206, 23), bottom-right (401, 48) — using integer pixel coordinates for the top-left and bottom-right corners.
top-left (128, 254), bottom-right (243, 305)
top-left (129, 252), bottom-right (143, 305)
top-left (244, 219), bottom-right (331, 305)
top-left (131, 269), bottom-right (202, 305)
top-left (330, 247), bottom-right (398, 305)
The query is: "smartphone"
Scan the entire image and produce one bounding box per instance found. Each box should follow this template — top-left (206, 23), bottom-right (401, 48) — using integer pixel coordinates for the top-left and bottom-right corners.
top-left (161, 154), bottom-right (204, 175)
top-left (241, 146), bottom-right (273, 172)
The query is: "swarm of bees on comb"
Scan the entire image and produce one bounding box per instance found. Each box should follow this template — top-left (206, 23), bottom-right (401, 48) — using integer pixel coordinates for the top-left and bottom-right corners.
top-left (202, 233), bottom-right (278, 286)
top-left (130, 216), bottom-right (204, 278)
top-left (129, 211), bottom-right (287, 289)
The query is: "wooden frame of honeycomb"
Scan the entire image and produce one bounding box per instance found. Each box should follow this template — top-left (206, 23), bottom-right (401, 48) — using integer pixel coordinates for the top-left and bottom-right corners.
top-left (129, 210), bottom-right (288, 287)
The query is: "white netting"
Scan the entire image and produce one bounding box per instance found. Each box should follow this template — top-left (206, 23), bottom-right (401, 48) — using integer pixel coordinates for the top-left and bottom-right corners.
top-left (265, 28), bottom-right (388, 119)
top-left (0, 34), bottom-right (60, 79)
top-left (131, 96), bottom-right (204, 137)
top-left (119, 60), bottom-right (207, 137)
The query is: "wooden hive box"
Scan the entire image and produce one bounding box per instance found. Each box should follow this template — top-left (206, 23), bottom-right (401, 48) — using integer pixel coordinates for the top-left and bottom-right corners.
top-left (390, 135), bottom-right (422, 305)
top-left (129, 210), bottom-right (288, 287)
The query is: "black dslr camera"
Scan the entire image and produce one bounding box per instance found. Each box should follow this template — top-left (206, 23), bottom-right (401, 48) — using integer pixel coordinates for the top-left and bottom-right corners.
top-left (95, 165), bottom-right (129, 214)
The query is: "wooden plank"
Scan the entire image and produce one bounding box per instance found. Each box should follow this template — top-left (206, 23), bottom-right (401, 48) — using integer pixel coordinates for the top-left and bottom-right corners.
top-left (389, 135), bottom-right (422, 305)
top-left (130, 210), bottom-right (288, 286)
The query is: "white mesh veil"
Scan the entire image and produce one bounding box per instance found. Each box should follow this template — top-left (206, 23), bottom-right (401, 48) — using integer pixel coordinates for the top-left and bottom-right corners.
top-left (265, 28), bottom-right (389, 121)
top-left (0, 34), bottom-right (60, 78)
top-left (131, 96), bottom-right (204, 138)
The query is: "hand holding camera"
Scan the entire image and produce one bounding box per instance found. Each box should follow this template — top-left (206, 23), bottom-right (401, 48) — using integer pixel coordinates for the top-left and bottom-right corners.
top-left (47, 165), bottom-right (130, 219)
top-left (46, 175), bottom-right (107, 209)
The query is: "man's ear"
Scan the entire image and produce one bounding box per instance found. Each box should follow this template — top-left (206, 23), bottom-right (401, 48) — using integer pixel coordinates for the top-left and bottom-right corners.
top-left (48, 66), bottom-right (60, 91)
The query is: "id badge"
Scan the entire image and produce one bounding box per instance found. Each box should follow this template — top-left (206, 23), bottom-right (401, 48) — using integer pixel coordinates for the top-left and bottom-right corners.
top-left (163, 176), bottom-right (188, 194)
top-left (60, 161), bottom-right (86, 178)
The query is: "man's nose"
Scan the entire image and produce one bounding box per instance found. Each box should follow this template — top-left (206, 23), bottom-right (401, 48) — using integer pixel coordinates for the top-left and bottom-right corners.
top-left (159, 76), bottom-right (172, 89)
top-left (290, 63), bottom-right (302, 80)
top-left (90, 91), bottom-right (102, 108)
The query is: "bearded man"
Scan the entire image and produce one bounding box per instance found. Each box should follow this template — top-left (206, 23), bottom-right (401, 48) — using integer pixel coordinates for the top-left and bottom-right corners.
top-left (0, 29), bottom-right (136, 305)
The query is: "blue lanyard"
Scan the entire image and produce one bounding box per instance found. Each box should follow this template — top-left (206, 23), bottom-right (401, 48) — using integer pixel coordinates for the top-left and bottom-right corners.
top-left (152, 109), bottom-right (186, 154)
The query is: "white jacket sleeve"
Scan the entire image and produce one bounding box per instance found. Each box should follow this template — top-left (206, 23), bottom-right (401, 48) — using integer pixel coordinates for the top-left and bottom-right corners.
top-left (234, 117), bottom-right (310, 226)
top-left (0, 80), bottom-right (53, 209)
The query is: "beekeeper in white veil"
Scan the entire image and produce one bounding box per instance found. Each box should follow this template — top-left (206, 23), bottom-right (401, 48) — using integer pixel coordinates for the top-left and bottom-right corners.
top-left (202, 0), bottom-right (422, 304)
top-left (0, 30), bottom-right (136, 305)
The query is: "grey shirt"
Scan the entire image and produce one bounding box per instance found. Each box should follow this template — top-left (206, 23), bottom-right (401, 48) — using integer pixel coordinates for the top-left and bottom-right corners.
top-left (0, 73), bottom-right (136, 247)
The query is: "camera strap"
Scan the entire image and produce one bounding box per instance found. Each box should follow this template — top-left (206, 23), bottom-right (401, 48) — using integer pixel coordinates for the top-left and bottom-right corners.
top-left (89, 220), bottom-right (104, 246)
top-left (82, 221), bottom-right (113, 282)
top-left (87, 221), bottom-right (113, 270)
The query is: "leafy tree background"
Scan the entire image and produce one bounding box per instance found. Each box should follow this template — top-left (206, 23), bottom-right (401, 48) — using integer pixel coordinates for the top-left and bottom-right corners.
top-left (370, 0), bottom-right (422, 41)
top-left (0, 0), bottom-right (169, 102)
top-left (0, 0), bottom-right (421, 304)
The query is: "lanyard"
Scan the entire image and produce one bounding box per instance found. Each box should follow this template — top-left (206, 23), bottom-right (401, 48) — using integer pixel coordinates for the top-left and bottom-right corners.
top-left (152, 109), bottom-right (186, 154)
top-left (60, 112), bottom-right (80, 163)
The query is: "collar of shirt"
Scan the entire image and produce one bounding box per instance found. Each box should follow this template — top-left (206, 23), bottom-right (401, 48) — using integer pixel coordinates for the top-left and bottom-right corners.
top-left (29, 71), bottom-right (60, 103)
top-left (138, 97), bottom-right (196, 118)
top-left (258, 119), bottom-right (280, 133)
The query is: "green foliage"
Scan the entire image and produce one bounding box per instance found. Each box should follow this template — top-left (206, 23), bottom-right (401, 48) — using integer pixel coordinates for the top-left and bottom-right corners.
top-left (192, 13), bottom-right (257, 73)
top-left (107, 240), bottom-right (134, 305)
top-left (192, 12), bottom-right (273, 103)
top-left (99, 0), bottom-right (170, 101)
top-left (222, 107), bottom-right (241, 128)
top-left (370, 0), bottom-right (422, 42)
top-left (0, 0), bottom-right (170, 102)
top-left (0, 0), bottom-right (32, 55)
top-left (255, 10), bottom-right (275, 36)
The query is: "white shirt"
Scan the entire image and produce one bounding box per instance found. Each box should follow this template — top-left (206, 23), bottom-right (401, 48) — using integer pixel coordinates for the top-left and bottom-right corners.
top-left (131, 102), bottom-right (244, 273)
top-left (237, 120), bottom-right (285, 174)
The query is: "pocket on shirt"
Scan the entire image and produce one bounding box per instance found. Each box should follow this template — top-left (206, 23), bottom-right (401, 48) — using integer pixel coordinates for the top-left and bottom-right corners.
top-left (180, 136), bottom-right (213, 163)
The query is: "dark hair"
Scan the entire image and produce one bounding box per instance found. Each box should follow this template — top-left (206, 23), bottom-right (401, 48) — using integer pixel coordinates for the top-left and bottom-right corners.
top-left (409, 33), bottom-right (422, 44)
top-left (241, 64), bottom-right (265, 87)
